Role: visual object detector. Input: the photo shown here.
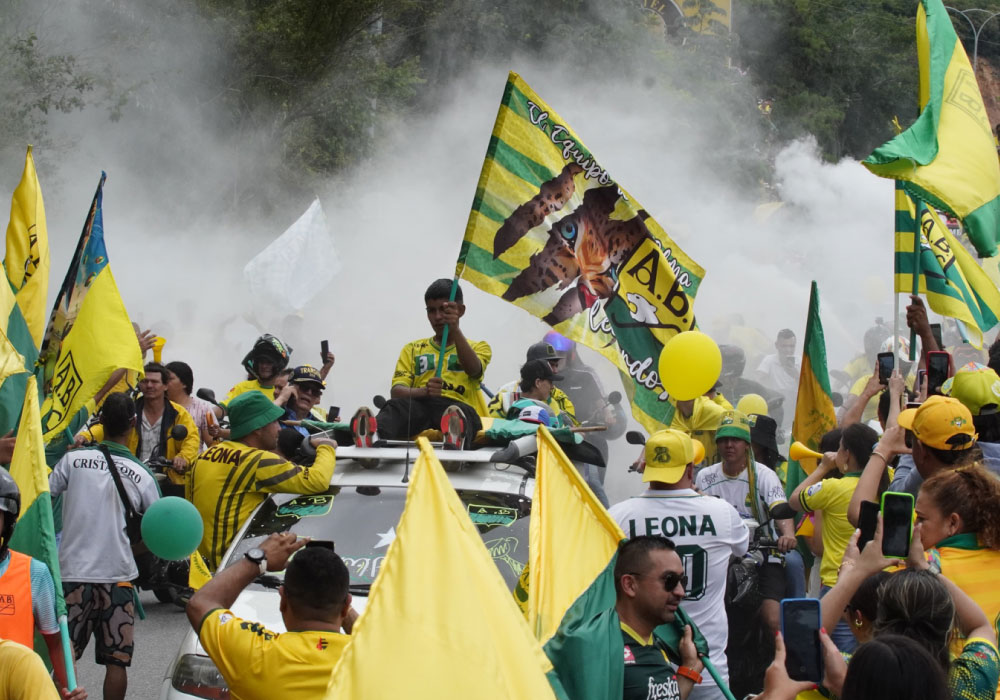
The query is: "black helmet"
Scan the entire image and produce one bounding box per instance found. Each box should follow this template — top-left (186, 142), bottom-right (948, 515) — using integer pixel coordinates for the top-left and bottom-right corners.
top-left (241, 334), bottom-right (291, 378)
top-left (0, 469), bottom-right (21, 558)
top-left (719, 344), bottom-right (746, 378)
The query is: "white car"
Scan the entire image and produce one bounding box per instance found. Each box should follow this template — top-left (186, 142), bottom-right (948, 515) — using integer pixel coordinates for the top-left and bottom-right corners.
top-left (160, 444), bottom-right (534, 699)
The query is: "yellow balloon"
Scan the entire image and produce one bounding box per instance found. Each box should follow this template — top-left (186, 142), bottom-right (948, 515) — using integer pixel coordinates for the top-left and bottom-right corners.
top-left (658, 331), bottom-right (722, 401)
top-left (736, 393), bottom-right (768, 416)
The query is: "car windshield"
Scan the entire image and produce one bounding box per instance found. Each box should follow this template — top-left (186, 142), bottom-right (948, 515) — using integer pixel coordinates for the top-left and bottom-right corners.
top-left (230, 486), bottom-right (530, 591)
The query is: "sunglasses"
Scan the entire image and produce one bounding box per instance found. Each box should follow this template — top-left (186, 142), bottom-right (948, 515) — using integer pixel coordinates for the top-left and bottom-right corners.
top-left (297, 384), bottom-right (323, 397)
top-left (628, 571), bottom-right (688, 592)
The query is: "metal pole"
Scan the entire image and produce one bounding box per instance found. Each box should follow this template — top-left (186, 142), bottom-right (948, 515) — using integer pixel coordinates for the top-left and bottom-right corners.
top-left (945, 7), bottom-right (1000, 73)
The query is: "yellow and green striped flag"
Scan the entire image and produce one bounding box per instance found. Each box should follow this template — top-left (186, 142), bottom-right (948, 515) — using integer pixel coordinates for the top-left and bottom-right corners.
top-left (4, 146), bottom-right (49, 349)
top-left (895, 183), bottom-right (1000, 348)
top-left (864, 0), bottom-right (1000, 258)
top-left (458, 72), bottom-right (704, 432)
top-left (786, 282), bottom-right (837, 500)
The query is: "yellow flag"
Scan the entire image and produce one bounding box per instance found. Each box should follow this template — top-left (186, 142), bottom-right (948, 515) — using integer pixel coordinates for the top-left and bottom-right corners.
top-left (326, 437), bottom-right (560, 699)
top-left (40, 267), bottom-right (143, 440)
top-left (4, 146), bottom-right (49, 348)
top-left (528, 426), bottom-right (624, 644)
top-left (0, 324), bottom-right (26, 389)
top-left (188, 551), bottom-right (212, 590)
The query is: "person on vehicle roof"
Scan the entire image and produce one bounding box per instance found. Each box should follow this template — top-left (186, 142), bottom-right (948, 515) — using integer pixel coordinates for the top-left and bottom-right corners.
top-left (76, 362), bottom-right (200, 494)
top-left (187, 391), bottom-right (337, 571)
top-left (276, 365), bottom-right (328, 438)
top-left (358, 279), bottom-right (491, 450)
top-left (186, 532), bottom-right (357, 700)
top-left (487, 342), bottom-right (577, 422)
top-left (225, 334), bottom-right (292, 403)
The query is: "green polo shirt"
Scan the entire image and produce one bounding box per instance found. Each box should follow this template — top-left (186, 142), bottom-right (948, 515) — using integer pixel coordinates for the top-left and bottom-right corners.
top-left (621, 622), bottom-right (682, 700)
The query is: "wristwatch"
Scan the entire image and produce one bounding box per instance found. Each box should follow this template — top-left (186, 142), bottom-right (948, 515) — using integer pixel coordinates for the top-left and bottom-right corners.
top-left (244, 548), bottom-right (267, 576)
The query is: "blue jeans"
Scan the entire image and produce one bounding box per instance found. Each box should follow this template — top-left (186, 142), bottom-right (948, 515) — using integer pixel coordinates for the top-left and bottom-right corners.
top-left (783, 549), bottom-right (806, 599)
top-left (820, 584), bottom-right (858, 653)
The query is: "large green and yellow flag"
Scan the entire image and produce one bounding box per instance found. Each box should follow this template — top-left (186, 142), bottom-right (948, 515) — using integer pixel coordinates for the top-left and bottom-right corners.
top-left (37, 174), bottom-right (143, 440)
top-left (786, 282), bottom-right (837, 500)
top-left (864, 0), bottom-right (1000, 258)
top-left (4, 146), bottom-right (49, 349)
top-left (895, 183), bottom-right (1000, 348)
top-left (458, 72), bottom-right (704, 431)
top-left (325, 437), bottom-right (565, 699)
top-left (8, 375), bottom-right (64, 618)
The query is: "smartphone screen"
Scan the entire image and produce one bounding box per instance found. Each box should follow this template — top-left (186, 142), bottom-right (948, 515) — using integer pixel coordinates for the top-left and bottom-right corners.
top-left (782, 599), bottom-right (823, 683)
top-left (858, 500), bottom-right (880, 552)
top-left (321, 339), bottom-right (330, 359)
top-left (877, 351), bottom-right (894, 384)
top-left (917, 369), bottom-right (927, 394)
top-left (930, 323), bottom-right (943, 350)
top-left (927, 351), bottom-right (951, 395)
top-left (881, 492), bottom-right (914, 559)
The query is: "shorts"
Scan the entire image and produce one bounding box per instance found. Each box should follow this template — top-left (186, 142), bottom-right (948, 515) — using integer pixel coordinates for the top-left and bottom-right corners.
top-left (63, 582), bottom-right (135, 667)
top-left (757, 562), bottom-right (786, 602)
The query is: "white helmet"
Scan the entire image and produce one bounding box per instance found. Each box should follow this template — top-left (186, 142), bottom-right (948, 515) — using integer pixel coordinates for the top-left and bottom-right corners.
top-left (880, 335), bottom-right (921, 364)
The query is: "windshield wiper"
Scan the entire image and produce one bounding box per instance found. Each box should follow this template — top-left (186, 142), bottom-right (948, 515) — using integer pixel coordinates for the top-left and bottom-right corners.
top-left (349, 583), bottom-right (371, 595)
top-left (255, 575), bottom-right (283, 590)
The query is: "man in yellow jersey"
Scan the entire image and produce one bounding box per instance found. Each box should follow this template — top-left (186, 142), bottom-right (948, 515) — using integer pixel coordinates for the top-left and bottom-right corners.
top-left (671, 394), bottom-right (725, 465)
top-left (365, 279), bottom-right (491, 449)
top-left (187, 392), bottom-right (336, 570)
top-left (186, 532), bottom-right (355, 700)
top-left (225, 334), bottom-right (292, 402)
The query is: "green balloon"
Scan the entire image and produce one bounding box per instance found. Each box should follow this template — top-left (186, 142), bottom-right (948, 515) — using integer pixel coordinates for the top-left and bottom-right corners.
top-left (141, 496), bottom-right (203, 561)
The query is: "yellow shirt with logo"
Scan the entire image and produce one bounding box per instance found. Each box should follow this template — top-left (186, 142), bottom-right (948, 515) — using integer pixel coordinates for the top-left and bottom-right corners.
top-left (392, 337), bottom-right (492, 411)
top-left (798, 473), bottom-right (862, 587)
top-left (197, 608), bottom-right (349, 700)
top-left (186, 441), bottom-right (336, 570)
top-left (670, 396), bottom-right (725, 465)
top-left (225, 380), bottom-right (276, 403)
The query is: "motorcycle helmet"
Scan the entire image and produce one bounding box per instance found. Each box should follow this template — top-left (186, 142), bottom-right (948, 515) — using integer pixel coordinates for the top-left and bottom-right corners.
top-left (0, 469), bottom-right (21, 559)
top-left (242, 334), bottom-right (291, 379)
top-left (719, 344), bottom-right (747, 379)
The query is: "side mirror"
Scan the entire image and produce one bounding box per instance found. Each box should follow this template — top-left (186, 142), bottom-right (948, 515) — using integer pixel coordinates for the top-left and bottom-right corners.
top-left (607, 391), bottom-right (622, 405)
top-left (170, 425), bottom-right (189, 441)
top-left (196, 388), bottom-right (219, 406)
top-left (625, 430), bottom-right (646, 446)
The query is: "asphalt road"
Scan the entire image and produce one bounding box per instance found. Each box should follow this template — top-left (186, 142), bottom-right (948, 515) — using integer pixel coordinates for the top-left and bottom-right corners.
top-left (74, 590), bottom-right (191, 700)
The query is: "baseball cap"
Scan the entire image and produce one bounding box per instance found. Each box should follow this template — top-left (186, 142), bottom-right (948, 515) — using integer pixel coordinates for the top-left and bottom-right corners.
top-left (228, 391), bottom-right (286, 440)
top-left (521, 358), bottom-right (563, 384)
top-left (941, 365), bottom-right (1000, 416)
top-left (715, 410), bottom-right (751, 443)
top-left (290, 364), bottom-right (326, 389)
top-left (897, 395), bottom-right (977, 451)
top-left (516, 403), bottom-right (553, 426)
top-left (643, 429), bottom-right (706, 484)
top-left (526, 341), bottom-right (564, 362)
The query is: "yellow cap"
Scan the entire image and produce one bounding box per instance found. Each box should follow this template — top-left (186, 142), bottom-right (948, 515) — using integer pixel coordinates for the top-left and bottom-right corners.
top-left (942, 366), bottom-right (1000, 416)
top-left (897, 395), bottom-right (977, 451)
top-left (643, 429), bottom-right (704, 484)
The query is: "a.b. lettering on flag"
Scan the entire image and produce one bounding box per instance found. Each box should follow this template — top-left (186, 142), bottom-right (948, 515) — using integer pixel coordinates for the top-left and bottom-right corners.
top-left (48, 350), bottom-right (82, 428)
top-left (945, 67), bottom-right (991, 136)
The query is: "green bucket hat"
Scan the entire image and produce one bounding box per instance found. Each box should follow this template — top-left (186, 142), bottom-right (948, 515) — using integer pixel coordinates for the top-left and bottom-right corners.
top-left (228, 391), bottom-right (285, 440)
top-left (715, 409), bottom-right (751, 443)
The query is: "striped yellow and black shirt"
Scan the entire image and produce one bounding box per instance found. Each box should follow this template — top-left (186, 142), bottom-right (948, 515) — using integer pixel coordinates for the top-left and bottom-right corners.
top-left (186, 440), bottom-right (336, 570)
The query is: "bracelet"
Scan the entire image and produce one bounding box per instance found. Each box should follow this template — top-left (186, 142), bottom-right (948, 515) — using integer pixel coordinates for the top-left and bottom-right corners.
top-left (677, 666), bottom-right (702, 684)
top-left (870, 451), bottom-right (888, 465)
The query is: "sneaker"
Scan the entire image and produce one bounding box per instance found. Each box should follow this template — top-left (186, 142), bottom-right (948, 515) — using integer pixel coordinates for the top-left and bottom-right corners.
top-left (351, 407), bottom-right (377, 448)
top-left (440, 405), bottom-right (466, 450)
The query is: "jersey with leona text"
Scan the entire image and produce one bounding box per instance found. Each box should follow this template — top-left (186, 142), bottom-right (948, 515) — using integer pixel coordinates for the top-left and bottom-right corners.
top-left (609, 488), bottom-right (749, 686)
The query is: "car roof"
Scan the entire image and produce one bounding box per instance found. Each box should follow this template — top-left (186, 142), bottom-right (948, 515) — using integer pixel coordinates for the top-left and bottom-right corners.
top-left (329, 445), bottom-right (534, 497)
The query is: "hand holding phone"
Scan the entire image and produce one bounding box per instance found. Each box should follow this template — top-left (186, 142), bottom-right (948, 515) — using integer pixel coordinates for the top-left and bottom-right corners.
top-left (877, 351), bottom-right (895, 385)
top-left (926, 351), bottom-right (951, 396)
top-left (781, 598), bottom-right (824, 683)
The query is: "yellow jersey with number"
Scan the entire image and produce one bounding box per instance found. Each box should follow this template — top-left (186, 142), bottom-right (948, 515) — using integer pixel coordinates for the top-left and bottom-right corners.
top-left (225, 380), bottom-right (275, 403)
top-left (391, 337), bottom-right (491, 410)
top-left (197, 608), bottom-right (349, 700)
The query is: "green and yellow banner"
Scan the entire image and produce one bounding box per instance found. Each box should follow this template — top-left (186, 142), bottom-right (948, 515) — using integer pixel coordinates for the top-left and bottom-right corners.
top-left (864, 0), bottom-right (1000, 258)
top-left (4, 146), bottom-right (49, 349)
top-left (895, 183), bottom-right (1000, 348)
top-left (787, 281), bottom-right (837, 500)
top-left (458, 72), bottom-right (704, 431)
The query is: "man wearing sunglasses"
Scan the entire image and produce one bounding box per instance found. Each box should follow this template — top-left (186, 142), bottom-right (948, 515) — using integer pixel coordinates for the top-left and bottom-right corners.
top-left (615, 536), bottom-right (704, 700)
top-left (610, 429), bottom-right (749, 700)
top-left (276, 366), bottom-right (328, 437)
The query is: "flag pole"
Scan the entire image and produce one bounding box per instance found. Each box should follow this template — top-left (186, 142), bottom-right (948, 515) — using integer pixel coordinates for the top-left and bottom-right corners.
top-left (909, 202), bottom-right (923, 363)
top-left (434, 277), bottom-right (461, 377)
top-left (58, 616), bottom-right (77, 691)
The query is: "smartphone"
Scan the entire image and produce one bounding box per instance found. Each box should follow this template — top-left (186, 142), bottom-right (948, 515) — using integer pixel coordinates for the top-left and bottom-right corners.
top-left (927, 350), bottom-right (952, 395)
top-left (781, 598), bottom-right (824, 683)
top-left (917, 369), bottom-right (927, 394)
top-left (858, 500), bottom-right (880, 552)
top-left (321, 339), bottom-right (330, 361)
top-left (327, 405), bottom-right (341, 422)
top-left (877, 351), bottom-right (895, 384)
top-left (305, 539), bottom-right (335, 551)
top-left (881, 491), bottom-right (914, 559)
top-left (930, 323), bottom-right (944, 350)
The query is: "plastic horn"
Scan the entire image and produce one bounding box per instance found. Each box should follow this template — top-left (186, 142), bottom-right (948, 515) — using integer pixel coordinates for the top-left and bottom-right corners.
top-left (152, 336), bottom-right (166, 363)
top-left (789, 441), bottom-right (824, 475)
